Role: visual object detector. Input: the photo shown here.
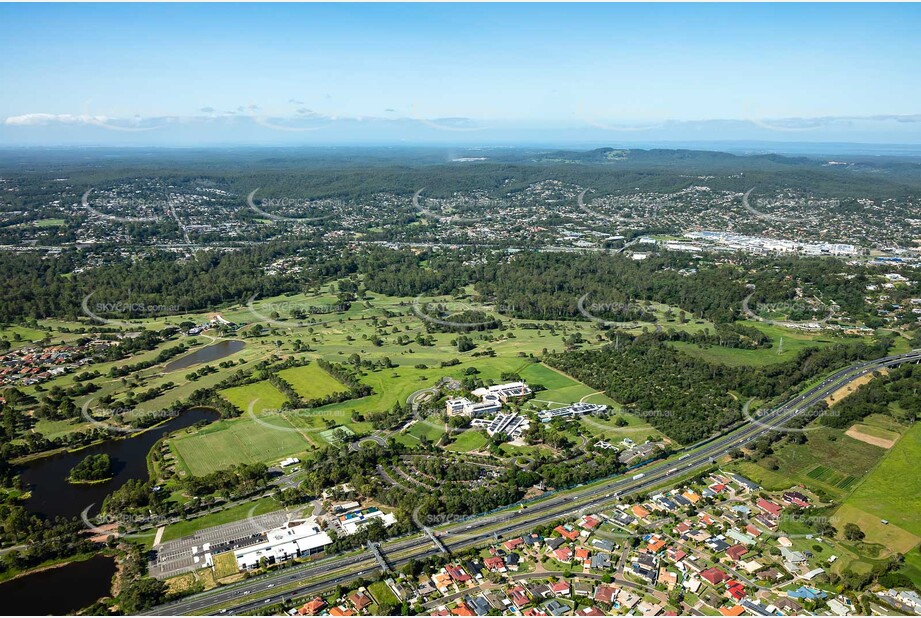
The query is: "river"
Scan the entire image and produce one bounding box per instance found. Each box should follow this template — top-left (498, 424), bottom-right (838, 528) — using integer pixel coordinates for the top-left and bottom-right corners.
top-left (0, 554), bottom-right (117, 615)
top-left (18, 407), bottom-right (219, 519)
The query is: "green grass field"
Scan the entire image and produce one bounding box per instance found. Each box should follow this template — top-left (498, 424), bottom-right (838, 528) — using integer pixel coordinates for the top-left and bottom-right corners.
top-left (899, 549), bottom-right (921, 588)
top-left (668, 322), bottom-right (864, 367)
top-left (161, 496), bottom-right (282, 542)
top-left (838, 422), bottom-right (921, 540)
top-left (171, 414), bottom-right (312, 475)
top-left (445, 429), bottom-right (489, 452)
top-left (745, 424), bottom-right (891, 498)
top-left (318, 425), bottom-right (355, 444)
top-left (220, 380), bottom-right (289, 414)
top-left (0, 324), bottom-right (49, 345)
top-left (367, 581), bottom-right (399, 609)
top-left (276, 363), bottom-right (348, 400)
top-left (32, 218), bottom-right (66, 227)
top-left (394, 420), bottom-right (446, 446)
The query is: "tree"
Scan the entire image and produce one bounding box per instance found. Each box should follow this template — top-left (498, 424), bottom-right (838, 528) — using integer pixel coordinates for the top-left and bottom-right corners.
top-left (119, 577), bottom-right (167, 613)
top-left (844, 523), bottom-right (865, 542)
top-left (68, 453), bottom-right (113, 483)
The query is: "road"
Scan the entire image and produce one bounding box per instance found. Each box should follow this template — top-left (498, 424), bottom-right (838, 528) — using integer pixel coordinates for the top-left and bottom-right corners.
top-left (147, 349), bottom-right (921, 615)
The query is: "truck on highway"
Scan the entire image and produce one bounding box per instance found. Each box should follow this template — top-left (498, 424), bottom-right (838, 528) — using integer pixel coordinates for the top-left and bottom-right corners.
top-left (632, 473), bottom-right (645, 480)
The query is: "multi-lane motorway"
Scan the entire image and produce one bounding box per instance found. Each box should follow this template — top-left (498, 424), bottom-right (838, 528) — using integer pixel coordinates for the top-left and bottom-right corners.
top-left (148, 349), bottom-right (921, 616)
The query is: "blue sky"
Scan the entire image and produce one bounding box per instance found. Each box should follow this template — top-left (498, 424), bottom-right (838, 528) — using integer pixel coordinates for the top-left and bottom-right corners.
top-left (2, 3), bottom-right (920, 146)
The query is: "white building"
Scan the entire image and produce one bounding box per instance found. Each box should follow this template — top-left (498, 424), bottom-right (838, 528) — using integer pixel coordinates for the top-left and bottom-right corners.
top-left (471, 382), bottom-right (532, 402)
top-left (537, 402), bottom-right (607, 422)
top-left (234, 519), bottom-right (332, 570)
top-left (445, 396), bottom-right (502, 417)
top-left (471, 412), bottom-right (530, 439)
top-left (338, 507), bottom-right (398, 536)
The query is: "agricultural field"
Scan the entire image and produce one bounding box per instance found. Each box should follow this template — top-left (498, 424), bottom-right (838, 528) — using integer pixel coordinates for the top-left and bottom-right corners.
top-left (836, 421), bottom-right (921, 542)
top-left (730, 412), bottom-right (920, 581)
top-left (742, 423), bottom-right (895, 499)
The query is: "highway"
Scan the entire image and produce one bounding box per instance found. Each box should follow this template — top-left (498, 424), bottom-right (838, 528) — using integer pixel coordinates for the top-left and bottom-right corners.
top-left (148, 349), bottom-right (921, 615)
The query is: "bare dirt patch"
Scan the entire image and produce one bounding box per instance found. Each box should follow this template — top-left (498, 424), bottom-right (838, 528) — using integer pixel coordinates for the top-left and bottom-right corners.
top-left (825, 369), bottom-right (888, 407)
top-left (845, 426), bottom-right (896, 449)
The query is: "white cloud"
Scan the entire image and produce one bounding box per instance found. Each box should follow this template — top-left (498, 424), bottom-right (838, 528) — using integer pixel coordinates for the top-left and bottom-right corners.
top-left (4, 113), bottom-right (108, 126)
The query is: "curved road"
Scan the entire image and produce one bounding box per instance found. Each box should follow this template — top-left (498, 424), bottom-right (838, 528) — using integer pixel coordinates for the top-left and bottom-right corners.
top-left (147, 349), bottom-right (921, 615)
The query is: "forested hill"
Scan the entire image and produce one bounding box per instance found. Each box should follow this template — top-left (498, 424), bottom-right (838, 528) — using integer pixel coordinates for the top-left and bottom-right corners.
top-left (2, 146), bottom-right (919, 199)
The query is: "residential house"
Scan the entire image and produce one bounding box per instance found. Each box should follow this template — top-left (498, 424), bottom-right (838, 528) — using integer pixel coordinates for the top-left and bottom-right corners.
top-left (298, 597), bottom-right (327, 616)
top-left (755, 498), bottom-right (783, 519)
top-left (554, 525), bottom-right (580, 541)
top-left (553, 546), bottom-right (573, 563)
top-left (348, 591), bottom-right (373, 612)
top-left (508, 586), bottom-right (531, 609)
top-left (782, 491), bottom-right (810, 508)
top-left (726, 544), bottom-right (749, 562)
top-left (593, 585), bottom-right (617, 606)
top-left (700, 567), bottom-right (728, 586)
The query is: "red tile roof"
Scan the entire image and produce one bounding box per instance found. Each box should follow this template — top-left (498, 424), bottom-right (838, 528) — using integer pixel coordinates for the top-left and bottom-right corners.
top-left (701, 567), bottom-right (728, 585)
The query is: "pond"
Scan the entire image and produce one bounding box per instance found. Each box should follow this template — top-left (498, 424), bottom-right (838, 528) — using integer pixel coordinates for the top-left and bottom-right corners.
top-left (163, 339), bottom-right (245, 372)
top-left (0, 554), bottom-right (117, 615)
top-left (18, 407), bottom-right (219, 519)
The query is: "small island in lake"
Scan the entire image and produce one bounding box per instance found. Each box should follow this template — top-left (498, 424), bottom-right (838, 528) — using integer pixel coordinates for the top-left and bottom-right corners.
top-left (67, 454), bottom-right (114, 484)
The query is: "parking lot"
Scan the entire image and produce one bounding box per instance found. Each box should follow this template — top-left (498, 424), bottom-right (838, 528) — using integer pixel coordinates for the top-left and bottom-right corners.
top-left (148, 508), bottom-right (307, 579)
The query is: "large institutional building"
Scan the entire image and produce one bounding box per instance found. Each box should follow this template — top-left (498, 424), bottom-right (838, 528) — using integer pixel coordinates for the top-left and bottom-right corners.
top-left (234, 519), bottom-right (333, 570)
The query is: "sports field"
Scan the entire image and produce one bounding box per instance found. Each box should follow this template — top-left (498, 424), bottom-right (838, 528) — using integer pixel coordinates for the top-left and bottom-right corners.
top-left (276, 363), bottom-right (348, 400)
top-left (171, 414), bottom-right (312, 475)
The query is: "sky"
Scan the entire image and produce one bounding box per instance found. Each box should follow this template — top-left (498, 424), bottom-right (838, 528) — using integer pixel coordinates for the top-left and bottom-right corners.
top-left (2, 3), bottom-right (921, 147)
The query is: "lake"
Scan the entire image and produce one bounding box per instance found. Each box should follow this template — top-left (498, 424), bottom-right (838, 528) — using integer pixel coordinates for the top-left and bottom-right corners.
top-left (163, 339), bottom-right (245, 372)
